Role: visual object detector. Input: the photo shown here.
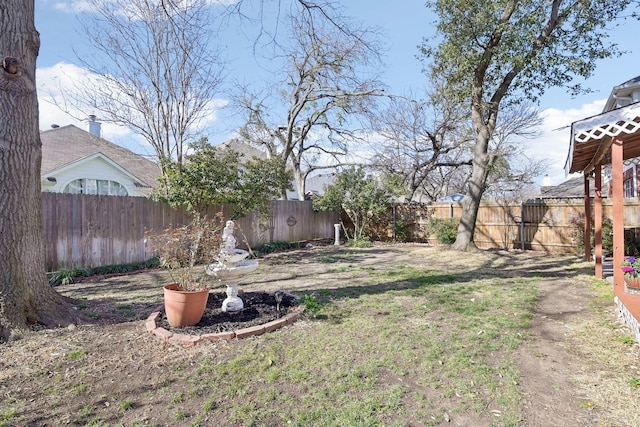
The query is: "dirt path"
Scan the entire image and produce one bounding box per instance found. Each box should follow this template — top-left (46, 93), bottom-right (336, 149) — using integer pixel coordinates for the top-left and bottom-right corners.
top-left (517, 274), bottom-right (640, 426)
top-left (517, 278), bottom-right (598, 426)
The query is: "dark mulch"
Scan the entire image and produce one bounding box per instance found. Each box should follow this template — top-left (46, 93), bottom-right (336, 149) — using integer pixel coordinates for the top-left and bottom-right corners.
top-left (160, 291), bottom-right (298, 335)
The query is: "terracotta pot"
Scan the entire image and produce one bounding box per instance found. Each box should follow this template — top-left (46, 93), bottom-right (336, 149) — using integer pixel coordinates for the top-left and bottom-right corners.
top-left (624, 276), bottom-right (640, 291)
top-left (163, 284), bottom-right (209, 327)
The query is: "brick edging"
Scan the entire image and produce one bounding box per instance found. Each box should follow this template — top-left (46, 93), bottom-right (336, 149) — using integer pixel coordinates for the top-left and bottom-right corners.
top-left (145, 303), bottom-right (304, 347)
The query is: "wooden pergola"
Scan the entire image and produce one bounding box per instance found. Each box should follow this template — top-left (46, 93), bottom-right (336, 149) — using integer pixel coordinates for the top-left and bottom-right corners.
top-left (567, 102), bottom-right (640, 340)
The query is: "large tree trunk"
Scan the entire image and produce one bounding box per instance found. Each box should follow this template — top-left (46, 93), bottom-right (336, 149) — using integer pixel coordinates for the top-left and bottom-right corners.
top-left (452, 108), bottom-right (494, 251)
top-left (452, 147), bottom-right (492, 251)
top-left (0, 0), bottom-right (78, 341)
top-left (293, 169), bottom-right (306, 201)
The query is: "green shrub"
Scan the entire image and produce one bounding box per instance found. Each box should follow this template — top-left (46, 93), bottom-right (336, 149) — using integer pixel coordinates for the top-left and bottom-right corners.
top-left (253, 241), bottom-right (306, 257)
top-left (624, 228), bottom-right (640, 257)
top-left (300, 294), bottom-right (322, 313)
top-left (393, 219), bottom-right (410, 242)
top-left (427, 218), bottom-right (458, 244)
top-left (144, 256), bottom-right (161, 269)
top-left (47, 268), bottom-right (91, 286)
top-left (570, 215), bottom-right (614, 255)
top-left (47, 257), bottom-right (161, 286)
top-left (346, 237), bottom-right (373, 248)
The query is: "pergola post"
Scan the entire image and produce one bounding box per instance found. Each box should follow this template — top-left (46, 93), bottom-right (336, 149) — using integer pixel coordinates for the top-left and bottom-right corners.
top-left (584, 175), bottom-right (591, 262)
top-left (568, 102), bottom-right (640, 344)
top-left (594, 163), bottom-right (603, 279)
top-left (612, 137), bottom-right (624, 289)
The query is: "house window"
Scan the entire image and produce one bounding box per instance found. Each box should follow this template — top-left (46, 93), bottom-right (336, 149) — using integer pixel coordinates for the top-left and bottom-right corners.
top-left (63, 179), bottom-right (128, 196)
top-left (624, 178), bottom-right (635, 198)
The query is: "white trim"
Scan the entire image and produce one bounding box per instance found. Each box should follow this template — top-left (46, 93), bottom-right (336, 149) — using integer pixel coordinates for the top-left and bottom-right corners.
top-left (572, 103), bottom-right (640, 143)
top-left (566, 102), bottom-right (640, 175)
top-left (603, 77), bottom-right (640, 112)
top-left (41, 152), bottom-right (147, 186)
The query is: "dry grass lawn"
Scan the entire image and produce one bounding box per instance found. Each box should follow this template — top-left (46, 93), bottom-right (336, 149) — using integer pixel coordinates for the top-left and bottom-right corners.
top-left (1, 244), bottom-right (639, 426)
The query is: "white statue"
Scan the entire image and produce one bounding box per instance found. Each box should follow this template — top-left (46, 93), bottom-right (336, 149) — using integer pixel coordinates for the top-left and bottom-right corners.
top-left (221, 220), bottom-right (237, 253)
top-left (221, 284), bottom-right (243, 312)
top-left (206, 219), bottom-right (259, 312)
top-left (217, 220), bottom-right (248, 264)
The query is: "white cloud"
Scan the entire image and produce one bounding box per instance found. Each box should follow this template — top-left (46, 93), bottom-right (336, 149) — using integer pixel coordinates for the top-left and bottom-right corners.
top-left (527, 99), bottom-right (606, 186)
top-left (48, 0), bottom-right (94, 13)
top-left (37, 62), bottom-right (152, 156)
top-left (37, 62), bottom-right (134, 141)
top-left (37, 61), bottom-right (229, 157)
top-left (45, 0), bottom-right (238, 15)
top-left (37, 62), bottom-right (89, 130)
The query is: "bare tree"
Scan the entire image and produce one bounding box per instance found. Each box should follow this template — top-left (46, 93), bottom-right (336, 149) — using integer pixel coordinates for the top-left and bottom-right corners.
top-left (482, 103), bottom-right (548, 201)
top-left (62, 0), bottom-right (224, 173)
top-left (0, 0), bottom-right (79, 340)
top-left (370, 89), bottom-right (543, 203)
top-left (369, 91), bottom-right (473, 202)
top-left (238, 7), bottom-right (385, 200)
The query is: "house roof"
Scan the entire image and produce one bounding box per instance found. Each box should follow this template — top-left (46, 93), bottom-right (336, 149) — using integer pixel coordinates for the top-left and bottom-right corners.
top-left (41, 125), bottom-right (161, 188)
top-left (603, 75), bottom-right (640, 112)
top-left (538, 176), bottom-right (601, 199)
top-left (216, 138), bottom-right (268, 161)
top-left (305, 173), bottom-right (336, 196)
top-left (437, 193), bottom-right (465, 202)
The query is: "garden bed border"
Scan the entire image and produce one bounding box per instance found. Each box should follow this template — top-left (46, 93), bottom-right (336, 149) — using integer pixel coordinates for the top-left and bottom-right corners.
top-left (145, 305), bottom-right (304, 346)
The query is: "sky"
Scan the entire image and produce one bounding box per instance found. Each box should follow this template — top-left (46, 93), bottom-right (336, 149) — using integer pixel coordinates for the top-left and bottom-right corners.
top-left (34, 0), bottom-right (640, 187)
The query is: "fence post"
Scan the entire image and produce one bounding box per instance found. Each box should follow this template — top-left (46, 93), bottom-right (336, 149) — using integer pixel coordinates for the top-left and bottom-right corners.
top-left (334, 224), bottom-right (341, 245)
top-left (520, 201), bottom-right (525, 251)
top-left (392, 203), bottom-right (396, 242)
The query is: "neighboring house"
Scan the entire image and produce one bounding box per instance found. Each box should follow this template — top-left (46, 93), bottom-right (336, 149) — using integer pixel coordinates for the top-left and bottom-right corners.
top-left (602, 75), bottom-right (640, 199)
top-left (437, 193), bottom-right (465, 203)
top-left (602, 75), bottom-right (640, 112)
top-left (40, 120), bottom-right (161, 197)
top-left (216, 138), bottom-right (269, 162)
top-left (304, 173), bottom-right (336, 199)
top-left (217, 138), bottom-right (335, 200)
top-left (537, 176), bottom-right (600, 201)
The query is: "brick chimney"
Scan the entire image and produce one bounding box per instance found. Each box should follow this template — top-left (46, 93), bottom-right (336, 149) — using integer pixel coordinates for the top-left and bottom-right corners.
top-left (88, 115), bottom-right (101, 137)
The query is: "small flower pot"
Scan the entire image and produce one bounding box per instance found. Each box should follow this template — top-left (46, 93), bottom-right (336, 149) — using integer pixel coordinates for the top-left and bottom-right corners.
top-left (624, 277), bottom-right (640, 291)
top-left (163, 284), bottom-right (209, 327)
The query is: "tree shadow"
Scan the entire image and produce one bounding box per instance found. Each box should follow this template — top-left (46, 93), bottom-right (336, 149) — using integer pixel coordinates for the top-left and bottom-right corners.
top-left (257, 246), bottom-right (596, 324)
top-left (57, 245), bottom-right (596, 329)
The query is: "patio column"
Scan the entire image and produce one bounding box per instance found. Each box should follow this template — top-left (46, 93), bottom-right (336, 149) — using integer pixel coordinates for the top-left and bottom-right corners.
top-left (612, 137), bottom-right (624, 289)
top-left (584, 175), bottom-right (591, 262)
top-left (594, 163), bottom-right (603, 279)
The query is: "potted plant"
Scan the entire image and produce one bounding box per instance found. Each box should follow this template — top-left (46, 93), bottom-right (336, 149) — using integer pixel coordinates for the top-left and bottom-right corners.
top-left (621, 256), bottom-right (640, 291)
top-left (149, 213), bottom-right (224, 327)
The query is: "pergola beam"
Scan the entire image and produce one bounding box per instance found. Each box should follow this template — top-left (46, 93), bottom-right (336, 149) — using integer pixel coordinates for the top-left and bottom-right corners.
top-left (583, 136), bottom-right (613, 176)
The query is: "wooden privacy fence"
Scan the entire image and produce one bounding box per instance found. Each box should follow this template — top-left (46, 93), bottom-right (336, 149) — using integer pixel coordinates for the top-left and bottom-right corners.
top-left (433, 201), bottom-right (585, 252)
top-left (389, 199), bottom-right (640, 253)
top-left (43, 193), bottom-right (640, 271)
top-left (42, 193), bottom-right (339, 271)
